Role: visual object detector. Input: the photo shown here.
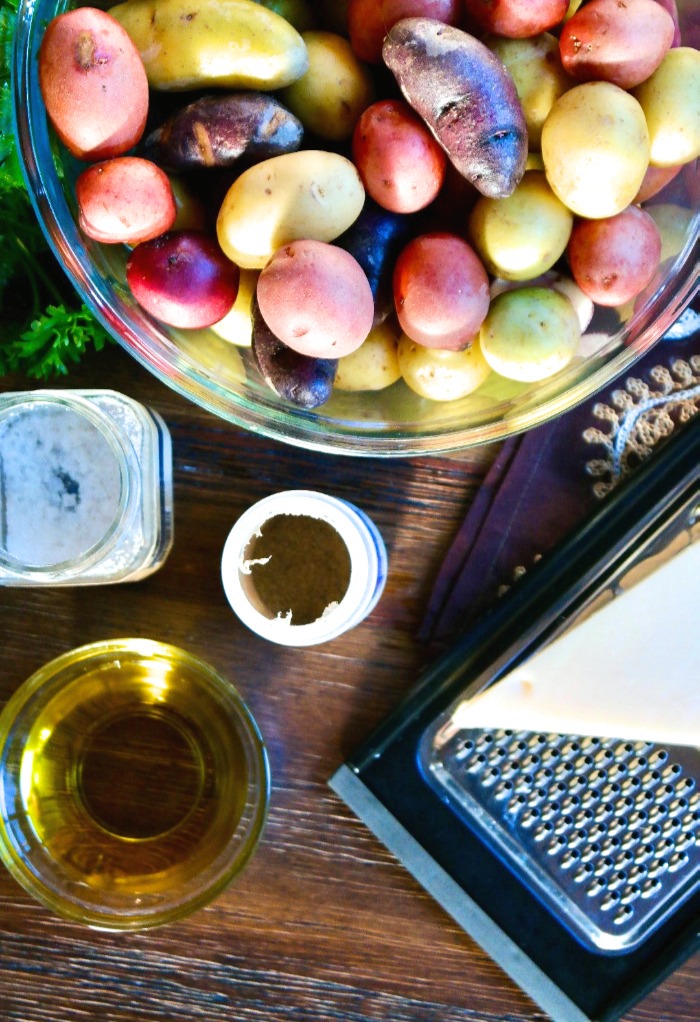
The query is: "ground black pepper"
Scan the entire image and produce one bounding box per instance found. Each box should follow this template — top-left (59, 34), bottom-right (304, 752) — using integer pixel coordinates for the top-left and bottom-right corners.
top-left (247, 513), bottom-right (351, 626)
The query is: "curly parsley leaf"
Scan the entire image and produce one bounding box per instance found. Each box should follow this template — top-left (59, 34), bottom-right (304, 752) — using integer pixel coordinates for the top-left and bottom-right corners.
top-left (0, 0), bottom-right (113, 379)
top-left (0, 304), bottom-right (112, 378)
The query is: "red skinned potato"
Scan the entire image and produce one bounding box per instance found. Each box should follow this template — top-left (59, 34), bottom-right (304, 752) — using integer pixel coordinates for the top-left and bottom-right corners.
top-left (567, 206), bottom-right (662, 306)
top-left (76, 157), bottom-right (176, 244)
top-left (653, 0), bottom-right (682, 46)
top-left (256, 241), bottom-right (374, 358)
top-left (393, 233), bottom-right (490, 350)
top-left (634, 163), bottom-right (683, 203)
top-left (559, 0), bottom-right (675, 90)
top-left (463, 0), bottom-right (568, 38)
top-left (39, 7), bottom-right (148, 161)
top-left (348, 0), bottom-right (461, 63)
top-left (126, 231), bottom-right (239, 328)
top-left (352, 100), bottom-right (447, 213)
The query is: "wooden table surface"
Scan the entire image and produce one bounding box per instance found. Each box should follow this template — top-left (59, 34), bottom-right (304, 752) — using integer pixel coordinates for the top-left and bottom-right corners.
top-left (0, 345), bottom-right (697, 1022)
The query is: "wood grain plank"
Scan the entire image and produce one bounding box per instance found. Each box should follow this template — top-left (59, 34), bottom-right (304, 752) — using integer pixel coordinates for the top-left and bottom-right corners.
top-left (0, 346), bottom-right (697, 1022)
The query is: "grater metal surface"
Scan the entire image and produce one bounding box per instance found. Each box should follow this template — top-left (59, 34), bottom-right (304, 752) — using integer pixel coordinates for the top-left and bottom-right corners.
top-left (420, 723), bottom-right (700, 954)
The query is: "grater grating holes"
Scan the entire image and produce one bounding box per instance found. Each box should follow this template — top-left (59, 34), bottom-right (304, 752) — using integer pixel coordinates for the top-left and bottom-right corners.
top-left (428, 727), bottom-right (699, 949)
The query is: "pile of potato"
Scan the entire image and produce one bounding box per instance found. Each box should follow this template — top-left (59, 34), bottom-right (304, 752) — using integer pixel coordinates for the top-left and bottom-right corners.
top-left (38, 0), bottom-right (700, 406)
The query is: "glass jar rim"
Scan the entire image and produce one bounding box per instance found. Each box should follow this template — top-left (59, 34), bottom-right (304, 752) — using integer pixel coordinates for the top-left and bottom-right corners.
top-left (0, 391), bottom-right (139, 579)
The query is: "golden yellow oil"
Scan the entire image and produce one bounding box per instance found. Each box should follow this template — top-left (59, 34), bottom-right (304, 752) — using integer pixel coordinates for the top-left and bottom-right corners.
top-left (17, 657), bottom-right (249, 895)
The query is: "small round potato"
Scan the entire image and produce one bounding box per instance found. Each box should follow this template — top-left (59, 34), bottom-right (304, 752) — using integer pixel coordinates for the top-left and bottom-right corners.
top-left (479, 287), bottom-right (580, 381)
top-left (559, 0), bottom-right (675, 89)
top-left (126, 231), bottom-right (240, 329)
top-left (216, 150), bottom-right (365, 268)
top-left (541, 82), bottom-right (650, 218)
top-left (352, 99), bottom-right (447, 213)
top-left (39, 7), bottom-right (149, 161)
top-left (393, 233), bottom-right (490, 350)
top-left (567, 206), bottom-right (662, 306)
top-left (398, 335), bottom-right (491, 401)
top-left (464, 0), bottom-right (568, 38)
top-left (256, 240), bottom-right (374, 358)
top-left (76, 157), bottom-right (176, 245)
top-left (279, 31), bottom-right (374, 140)
top-left (334, 321), bottom-right (402, 391)
top-left (468, 171), bottom-right (573, 281)
top-left (348, 0), bottom-right (461, 63)
top-left (490, 271), bottom-right (594, 332)
top-left (487, 33), bottom-right (571, 149)
top-left (632, 48), bottom-right (700, 168)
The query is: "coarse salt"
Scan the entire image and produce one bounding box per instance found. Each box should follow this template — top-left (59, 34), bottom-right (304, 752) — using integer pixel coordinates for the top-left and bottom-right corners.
top-left (0, 404), bottom-right (122, 567)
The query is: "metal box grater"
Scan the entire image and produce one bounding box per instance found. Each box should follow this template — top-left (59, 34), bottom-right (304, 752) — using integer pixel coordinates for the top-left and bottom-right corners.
top-left (420, 723), bottom-right (699, 953)
top-left (331, 419), bottom-right (700, 1022)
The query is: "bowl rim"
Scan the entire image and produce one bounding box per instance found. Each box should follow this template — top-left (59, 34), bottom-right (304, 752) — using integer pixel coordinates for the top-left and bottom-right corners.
top-left (12, 0), bottom-right (700, 456)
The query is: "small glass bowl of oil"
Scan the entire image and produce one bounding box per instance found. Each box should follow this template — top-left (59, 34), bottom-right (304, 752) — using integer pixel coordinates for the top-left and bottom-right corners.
top-left (0, 639), bottom-right (270, 930)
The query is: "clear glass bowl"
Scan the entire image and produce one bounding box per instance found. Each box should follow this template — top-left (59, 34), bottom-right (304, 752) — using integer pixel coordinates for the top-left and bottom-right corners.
top-left (12, 0), bottom-right (700, 456)
top-left (0, 639), bottom-right (270, 930)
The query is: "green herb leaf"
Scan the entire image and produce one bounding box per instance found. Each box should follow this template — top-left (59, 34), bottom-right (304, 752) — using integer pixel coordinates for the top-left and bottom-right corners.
top-left (0, 0), bottom-right (114, 379)
top-left (0, 0), bottom-right (23, 193)
top-left (0, 304), bottom-right (112, 378)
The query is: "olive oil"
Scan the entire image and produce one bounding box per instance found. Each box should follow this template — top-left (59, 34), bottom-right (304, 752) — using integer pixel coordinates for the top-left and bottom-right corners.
top-left (0, 642), bottom-right (269, 926)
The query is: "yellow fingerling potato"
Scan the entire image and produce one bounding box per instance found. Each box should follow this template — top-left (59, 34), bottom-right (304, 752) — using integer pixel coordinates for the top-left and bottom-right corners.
top-left (632, 48), bottom-right (700, 168)
top-left (279, 31), bottom-right (375, 141)
top-left (335, 321), bottom-right (402, 391)
top-left (108, 0), bottom-right (308, 91)
top-left (210, 269), bottom-right (260, 347)
top-left (216, 150), bottom-right (365, 269)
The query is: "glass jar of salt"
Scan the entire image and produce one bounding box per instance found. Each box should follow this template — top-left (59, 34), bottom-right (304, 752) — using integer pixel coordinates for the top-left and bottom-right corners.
top-left (0, 390), bottom-right (173, 585)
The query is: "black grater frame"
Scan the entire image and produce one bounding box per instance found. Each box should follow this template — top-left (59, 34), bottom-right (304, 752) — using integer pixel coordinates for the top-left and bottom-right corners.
top-left (330, 417), bottom-right (699, 1022)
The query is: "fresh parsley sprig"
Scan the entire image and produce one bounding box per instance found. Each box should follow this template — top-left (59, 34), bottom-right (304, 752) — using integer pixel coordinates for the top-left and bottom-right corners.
top-left (1, 0), bottom-right (112, 378)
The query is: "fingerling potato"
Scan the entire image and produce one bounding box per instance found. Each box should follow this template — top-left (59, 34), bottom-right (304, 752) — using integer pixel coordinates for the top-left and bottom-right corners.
top-left (39, 7), bottom-right (148, 161)
top-left (216, 150), bottom-right (365, 268)
top-left (109, 0), bottom-right (308, 91)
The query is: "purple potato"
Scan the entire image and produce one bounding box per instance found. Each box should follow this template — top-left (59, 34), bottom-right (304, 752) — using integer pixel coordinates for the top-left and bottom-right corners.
top-left (251, 298), bottom-right (337, 409)
top-left (382, 17), bottom-right (528, 198)
top-left (142, 93), bottom-right (304, 172)
top-left (335, 200), bottom-right (417, 326)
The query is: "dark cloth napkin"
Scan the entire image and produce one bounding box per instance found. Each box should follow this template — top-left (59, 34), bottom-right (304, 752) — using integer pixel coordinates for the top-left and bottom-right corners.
top-left (420, 299), bottom-right (700, 646)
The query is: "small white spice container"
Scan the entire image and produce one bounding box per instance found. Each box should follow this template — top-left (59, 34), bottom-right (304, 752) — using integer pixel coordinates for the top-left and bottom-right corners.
top-left (0, 390), bottom-right (173, 586)
top-left (221, 490), bottom-right (387, 646)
